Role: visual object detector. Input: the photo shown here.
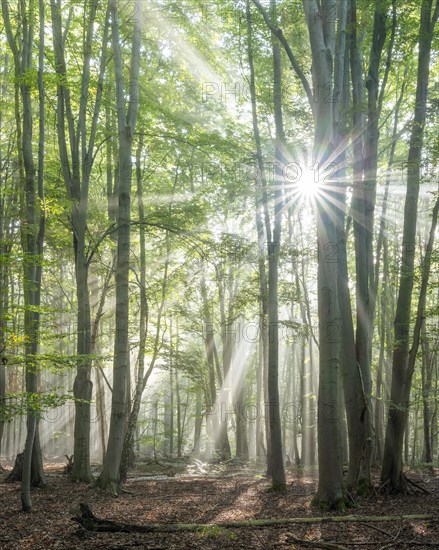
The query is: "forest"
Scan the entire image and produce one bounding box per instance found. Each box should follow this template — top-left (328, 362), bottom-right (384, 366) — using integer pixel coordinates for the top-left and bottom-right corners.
top-left (0, 0), bottom-right (438, 548)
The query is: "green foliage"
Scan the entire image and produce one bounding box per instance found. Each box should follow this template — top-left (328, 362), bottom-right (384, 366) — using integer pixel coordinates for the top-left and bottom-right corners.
top-left (196, 525), bottom-right (237, 541)
top-left (0, 391), bottom-right (72, 421)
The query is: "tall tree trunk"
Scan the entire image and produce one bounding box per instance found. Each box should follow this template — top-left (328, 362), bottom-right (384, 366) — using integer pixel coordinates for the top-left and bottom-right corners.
top-left (356, 0), bottom-right (388, 370)
top-left (421, 325), bottom-right (433, 464)
top-left (255, 323), bottom-right (263, 461)
top-left (192, 387), bottom-right (202, 457)
top-left (200, 271), bottom-right (227, 459)
top-left (49, 0), bottom-right (109, 482)
top-left (0, 181), bottom-right (9, 461)
top-left (90, 263), bottom-right (114, 463)
top-left (235, 376), bottom-right (249, 460)
top-left (217, 274), bottom-right (232, 460)
top-left (2, 0), bottom-right (47, 511)
top-left (304, 0), bottom-right (348, 509)
top-left (98, 0), bottom-right (141, 494)
top-left (260, 0), bottom-right (287, 491)
top-left (119, 143), bottom-right (169, 481)
top-left (381, 0), bottom-right (439, 492)
top-left (333, 7), bottom-right (368, 493)
top-left (251, 0), bottom-right (349, 502)
top-left (246, 0), bottom-right (272, 475)
top-left (373, 73), bottom-right (405, 465)
top-left (352, 0), bottom-right (395, 491)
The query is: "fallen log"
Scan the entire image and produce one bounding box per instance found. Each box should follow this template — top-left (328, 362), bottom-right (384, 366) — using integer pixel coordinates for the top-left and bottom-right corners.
top-left (72, 503), bottom-right (437, 534)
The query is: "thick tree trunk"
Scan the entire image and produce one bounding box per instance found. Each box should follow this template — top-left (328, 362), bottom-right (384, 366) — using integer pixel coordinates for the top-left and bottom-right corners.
top-left (71, 243), bottom-right (93, 482)
top-left (308, 0), bottom-right (351, 509)
top-left (304, 0), bottom-right (348, 509)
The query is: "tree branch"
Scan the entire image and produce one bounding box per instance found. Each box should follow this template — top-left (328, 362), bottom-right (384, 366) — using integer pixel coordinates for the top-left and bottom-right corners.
top-left (251, 0), bottom-right (314, 107)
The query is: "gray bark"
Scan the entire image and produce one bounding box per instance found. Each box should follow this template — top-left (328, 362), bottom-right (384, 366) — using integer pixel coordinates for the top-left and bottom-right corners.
top-left (245, 0), bottom-right (271, 474)
top-left (374, 74), bottom-right (405, 466)
top-left (304, 0), bottom-right (349, 508)
top-left (381, 0), bottom-right (439, 492)
top-left (98, 0), bottom-right (141, 494)
top-left (1, 0), bottom-right (47, 511)
top-left (200, 270), bottom-right (229, 459)
top-left (265, 0), bottom-right (286, 491)
top-left (49, 0), bottom-right (110, 482)
top-left (192, 387), bottom-right (202, 456)
top-left (421, 326), bottom-right (433, 463)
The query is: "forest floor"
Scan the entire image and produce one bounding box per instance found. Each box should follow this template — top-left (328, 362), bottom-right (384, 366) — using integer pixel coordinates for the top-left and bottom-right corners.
top-left (0, 459), bottom-right (438, 549)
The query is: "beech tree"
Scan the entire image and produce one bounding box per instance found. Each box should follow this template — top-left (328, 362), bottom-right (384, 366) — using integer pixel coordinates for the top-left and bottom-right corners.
top-left (382, 0), bottom-right (439, 493)
top-left (97, 0), bottom-right (141, 494)
top-left (1, 0), bottom-right (47, 511)
top-left (1, 0), bottom-right (439, 516)
top-left (49, 0), bottom-right (110, 482)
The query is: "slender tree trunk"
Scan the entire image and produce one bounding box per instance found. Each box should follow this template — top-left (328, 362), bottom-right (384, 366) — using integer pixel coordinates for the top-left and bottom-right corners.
top-left (95, 365), bottom-right (108, 463)
top-left (354, 0), bottom-right (394, 491)
top-left (290, 344), bottom-right (300, 466)
top-left (200, 272), bottom-right (223, 458)
top-left (259, 0), bottom-right (287, 491)
top-left (98, 0), bottom-right (141, 494)
top-left (235, 376), bottom-right (249, 460)
top-left (255, 325), bottom-right (263, 460)
top-left (381, 0), bottom-right (438, 492)
top-left (246, 0), bottom-right (272, 476)
top-left (336, 30), bottom-right (368, 489)
top-left (373, 75), bottom-right (405, 466)
top-left (193, 387), bottom-right (202, 457)
top-left (49, 0), bottom-right (109, 482)
top-left (90, 264), bottom-right (114, 464)
top-left (0, 357), bottom-right (5, 461)
top-left (2, 0), bottom-right (48, 511)
top-left (217, 275), bottom-right (232, 461)
top-left (169, 361), bottom-right (174, 456)
top-left (421, 327), bottom-right (433, 464)
top-left (119, 146), bottom-right (169, 481)
top-left (174, 328), bottom-right (183, 459)
top-left (0, 202), bottom-right (9, 461)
